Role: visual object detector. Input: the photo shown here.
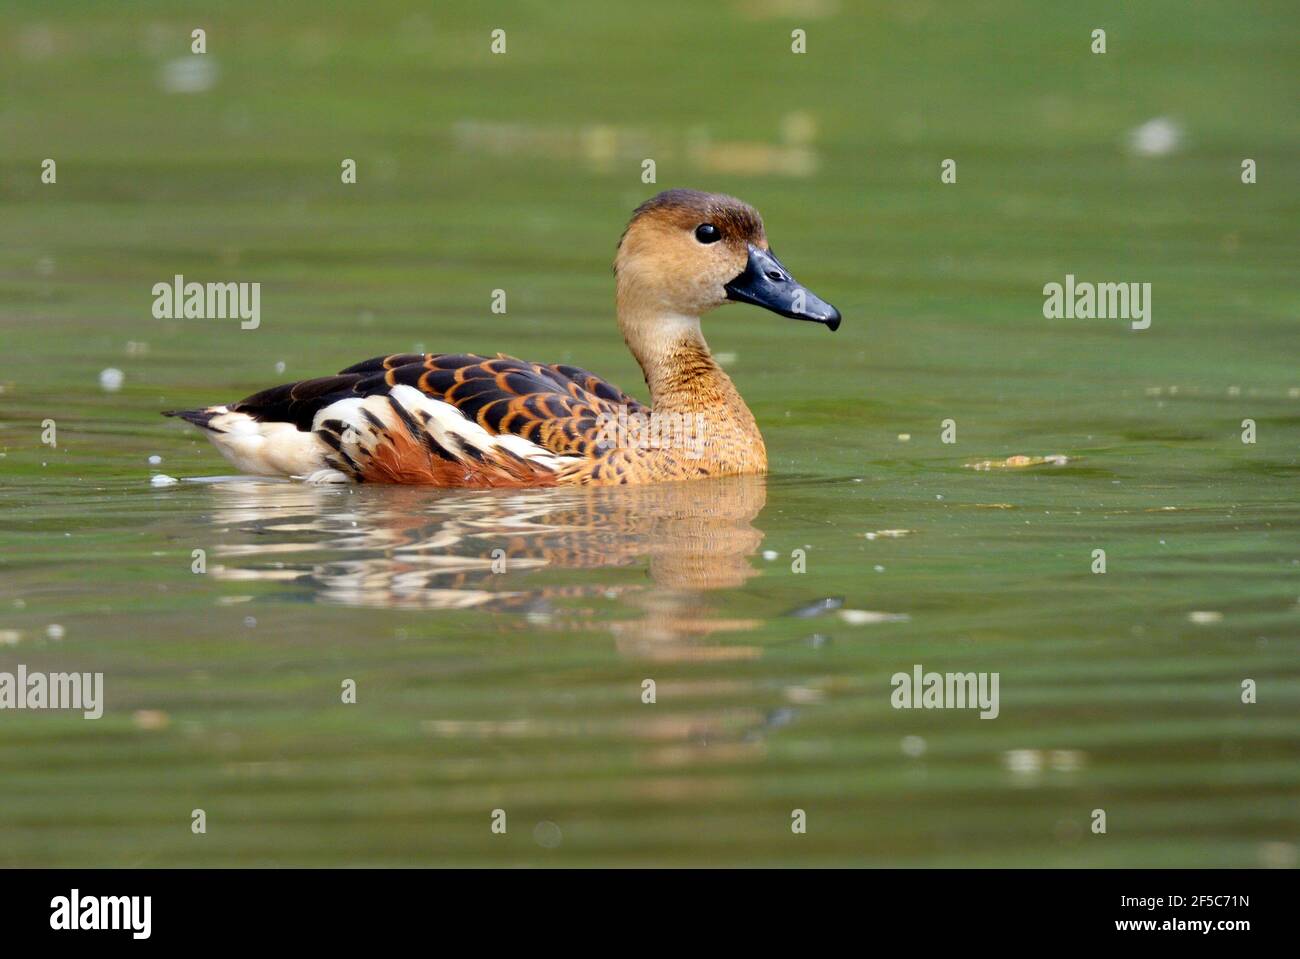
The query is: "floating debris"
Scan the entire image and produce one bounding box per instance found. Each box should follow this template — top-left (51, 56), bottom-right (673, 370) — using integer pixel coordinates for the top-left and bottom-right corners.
top-left (1049, 749), bottom-right (1086, 772)
top-left (98, 368), bottom-right (124, 392)
top-left (1127, 116), bottom-right (1184, 157)
top-left (1188, 610), bottom-right (1224, 624)
top-left (864, 529), bottom-right (912, 540)
top-left (966, 454), bottom-right (1071, 471)
top-left (900, 735), bottom-right (927, 758)
top-left (1002, 748), bottom-right (1044, 774)
top-left (784, 596), bottom-right (843, 619)
top-left (533, 820), bottom-right (563, 849)
top-left (1258, 841), bottom-right (1298, 869)
top-left (765, 708), bottom-right (799, 731)
top-left (160, 56), bottom-right (219, 94)
top-left (838, 609), bottom-right (908, 625)
top-left (45, 624), bottom-right (65, 640)
top-left (784, 685), bottom-right (824, 705)
top-left (132, 709), bottom-right (171, 731)
top-left (150, 474), bottom-right (179, 487)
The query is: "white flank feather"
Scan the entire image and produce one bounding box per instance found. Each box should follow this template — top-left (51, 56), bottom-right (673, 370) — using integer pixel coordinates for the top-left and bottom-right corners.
top-left (199, 406), bottom-right (330, 477)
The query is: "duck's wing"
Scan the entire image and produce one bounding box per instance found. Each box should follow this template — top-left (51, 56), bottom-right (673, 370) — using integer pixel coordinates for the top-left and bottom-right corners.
top-left (172, 352), bottom-right (646, 484)
top-left (332, 352), bottom-right (647, 456)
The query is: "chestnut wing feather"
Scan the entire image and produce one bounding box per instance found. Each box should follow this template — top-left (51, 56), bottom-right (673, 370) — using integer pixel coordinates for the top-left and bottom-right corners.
top-left (232, 353), bottom-right (645, 457)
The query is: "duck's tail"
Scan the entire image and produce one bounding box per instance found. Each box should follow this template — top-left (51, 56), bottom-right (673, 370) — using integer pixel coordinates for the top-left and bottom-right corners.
top-left (162, 408), bottom-right (226, 431)
top-left (163, 405), bottom-right (332, 478)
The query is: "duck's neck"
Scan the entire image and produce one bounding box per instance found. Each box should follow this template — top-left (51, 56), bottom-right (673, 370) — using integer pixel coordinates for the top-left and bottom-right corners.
top-left (617, 301), bottom-right (752, 423)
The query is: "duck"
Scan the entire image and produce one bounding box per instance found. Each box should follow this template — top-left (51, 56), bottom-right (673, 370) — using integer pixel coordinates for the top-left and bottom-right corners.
top-left (165, 189), bottom-right (840, 487)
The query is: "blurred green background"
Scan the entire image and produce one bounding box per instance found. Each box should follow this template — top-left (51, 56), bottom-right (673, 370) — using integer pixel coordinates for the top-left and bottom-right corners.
top-left (0, 1), bottom-right (1296, 866)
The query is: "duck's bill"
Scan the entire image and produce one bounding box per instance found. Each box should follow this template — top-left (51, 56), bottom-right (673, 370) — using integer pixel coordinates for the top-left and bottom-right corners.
top-left (724, 244), bottom-right (841, 331)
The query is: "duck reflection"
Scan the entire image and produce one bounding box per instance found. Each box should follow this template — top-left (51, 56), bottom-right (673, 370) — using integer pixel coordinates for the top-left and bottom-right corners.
top-left (204, 474), bottom-right (769, 657)
top-left (203, 474), bottom-right (810, 763)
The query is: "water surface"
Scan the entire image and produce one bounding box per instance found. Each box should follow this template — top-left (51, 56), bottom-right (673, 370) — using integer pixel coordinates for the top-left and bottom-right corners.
top-left (0, 0), bottom-right (1296, 866)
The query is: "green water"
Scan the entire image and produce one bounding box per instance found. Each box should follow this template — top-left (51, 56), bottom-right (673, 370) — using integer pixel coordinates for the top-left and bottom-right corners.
top-left (1, 1), bottom-right (1297, 866)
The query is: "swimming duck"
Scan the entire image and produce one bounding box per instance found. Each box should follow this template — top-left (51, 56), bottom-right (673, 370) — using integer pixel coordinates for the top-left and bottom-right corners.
top-left (165, 189), bottom-right (840, 486)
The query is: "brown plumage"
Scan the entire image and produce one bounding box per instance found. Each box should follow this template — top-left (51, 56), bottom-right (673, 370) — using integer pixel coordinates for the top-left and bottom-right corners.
top-left (164, 190), bottom-right (840, 486)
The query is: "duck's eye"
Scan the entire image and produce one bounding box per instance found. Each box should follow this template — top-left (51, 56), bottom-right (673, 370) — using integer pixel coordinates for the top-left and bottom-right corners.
top-left (694, 223), bottom-right (721, 244)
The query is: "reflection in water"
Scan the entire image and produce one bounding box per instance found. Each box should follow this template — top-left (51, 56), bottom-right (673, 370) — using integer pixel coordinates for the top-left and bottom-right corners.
top-left (201, 475), bottom-right (795, 766)
top-left (204, 474), bottom-right (770, 661)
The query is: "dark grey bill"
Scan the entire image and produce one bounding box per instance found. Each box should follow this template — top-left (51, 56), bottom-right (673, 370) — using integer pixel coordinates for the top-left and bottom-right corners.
top-left (724, 244), bottom-right (841, 331)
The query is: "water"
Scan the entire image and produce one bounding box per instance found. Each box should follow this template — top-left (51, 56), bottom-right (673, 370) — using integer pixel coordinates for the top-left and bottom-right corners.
top-left (1, 0), bottom-right (1297, 866)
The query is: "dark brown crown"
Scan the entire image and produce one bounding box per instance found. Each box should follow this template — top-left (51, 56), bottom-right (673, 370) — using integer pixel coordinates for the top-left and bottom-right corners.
top-left (621, 189), bottom-right (765, 247)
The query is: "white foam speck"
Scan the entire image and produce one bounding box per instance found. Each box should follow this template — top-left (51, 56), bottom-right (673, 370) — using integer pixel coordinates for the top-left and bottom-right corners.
top-left (1127, 116), bottom-right (1183, 157)
top-left (160, 57), bottom-right (219, 94)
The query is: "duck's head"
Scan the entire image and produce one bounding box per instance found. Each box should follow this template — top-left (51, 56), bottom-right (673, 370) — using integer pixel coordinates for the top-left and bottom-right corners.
top-left (615, 189), bottom-right (840, 332)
